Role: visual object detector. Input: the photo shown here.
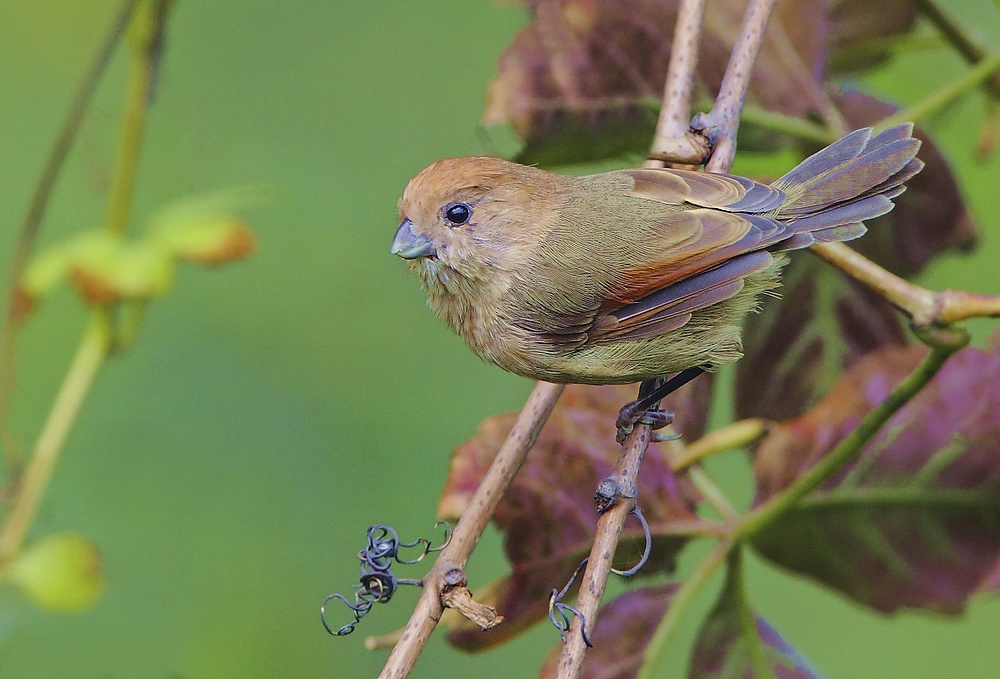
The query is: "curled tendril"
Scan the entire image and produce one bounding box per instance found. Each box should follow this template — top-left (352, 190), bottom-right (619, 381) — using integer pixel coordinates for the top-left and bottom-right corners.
top-left (321, 592), bottom-right (371, 636)
top-left (610, 505), bottom-right (652, 577)
top-left (321, 521), bottom-right (452, 637)
top-left (548, 558), bottom-right (594, 648)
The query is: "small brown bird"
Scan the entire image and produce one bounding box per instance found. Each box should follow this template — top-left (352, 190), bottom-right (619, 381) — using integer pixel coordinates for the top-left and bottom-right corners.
top-left (392, 125), bottom-right (922, 388)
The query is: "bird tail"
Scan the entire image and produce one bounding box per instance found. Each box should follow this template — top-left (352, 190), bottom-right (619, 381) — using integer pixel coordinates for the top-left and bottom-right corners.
top-left (768, 124), bottom-right (923, 250)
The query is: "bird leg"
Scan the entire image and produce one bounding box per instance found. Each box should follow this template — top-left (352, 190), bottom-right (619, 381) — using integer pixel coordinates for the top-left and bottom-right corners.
top-left (615, 367), bottom-right (706, 443)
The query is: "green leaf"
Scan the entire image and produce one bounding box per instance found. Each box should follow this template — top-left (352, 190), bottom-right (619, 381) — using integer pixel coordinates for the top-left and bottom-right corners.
top-left (148, 187), bottom-right (263, 264)
top-left (21, 243), bottom-right (74, 300)
top-left (152, 216), bottom-right (256, 265)
top-left (5, 533), bottom-right (104, 613)
top-left (69, 232), bottom-right (176, 304)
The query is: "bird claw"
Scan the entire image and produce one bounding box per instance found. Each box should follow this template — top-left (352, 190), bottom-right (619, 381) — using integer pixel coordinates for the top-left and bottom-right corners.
top-left (616, 402), bottom-right (675, 443)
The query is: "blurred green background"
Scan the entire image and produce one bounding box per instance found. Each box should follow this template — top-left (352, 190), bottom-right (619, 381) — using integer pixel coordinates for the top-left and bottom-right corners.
top-left (0, 1), bottom-right (998, 677)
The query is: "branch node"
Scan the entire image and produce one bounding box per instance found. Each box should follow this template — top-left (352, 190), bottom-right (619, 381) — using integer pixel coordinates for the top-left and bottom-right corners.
top-left (646, 132), bottom-right (712, 166)
top-left (911, 323), bottom-right (970, 352)
top-left (440, 569), bottom-right (504, 631)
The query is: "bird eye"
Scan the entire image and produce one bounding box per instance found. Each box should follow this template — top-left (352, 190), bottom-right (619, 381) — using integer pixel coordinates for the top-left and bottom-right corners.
top-left (443, 202), bottom-right (472, 226)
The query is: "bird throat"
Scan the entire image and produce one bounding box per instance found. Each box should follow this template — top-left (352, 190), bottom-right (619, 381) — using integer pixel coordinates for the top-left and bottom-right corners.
top-left (413, 257), bottom-right (507, 365)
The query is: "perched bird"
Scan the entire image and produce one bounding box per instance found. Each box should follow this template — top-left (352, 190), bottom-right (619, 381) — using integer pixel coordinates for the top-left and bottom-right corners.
top-left (392, 125), bottom-right (922, 387)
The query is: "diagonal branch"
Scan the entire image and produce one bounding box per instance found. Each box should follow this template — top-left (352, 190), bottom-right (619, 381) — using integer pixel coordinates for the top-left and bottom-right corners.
top-left (810, 242), bottom-right (1000, 327)
top-left (879, 48), bottom-right (1000, 130)
top-left (694, 0), bottom-right (778, 173)
top-left (378, 381), bottom-right (564, 679)
top-left (645, 0), bottom-right (709, 168)
top-left (553, 422), bottom-right (652, 678)
top-left (555, 3), bottom-right (782, 675)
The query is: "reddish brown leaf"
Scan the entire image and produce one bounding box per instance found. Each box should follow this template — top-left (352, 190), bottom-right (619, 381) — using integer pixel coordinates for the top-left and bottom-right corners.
top-left (751, 342), bottom-right (1000, 613)
top-left (11, 286), bottom-right (35, 322)
top-left (539, 584), bottom-right (678, 679)
top-left (735, 256), bottom-right (909, 423)
top-left (485, 0), bottom-right (830, 165)
top-left (689, 565), bottom-right (819, 679)
top-left (439, 383), bottom-right (704, 650)
top-left (439, 380), bottom-right (712, 519)
top-left (978, 560), bottom-right (1000, 593)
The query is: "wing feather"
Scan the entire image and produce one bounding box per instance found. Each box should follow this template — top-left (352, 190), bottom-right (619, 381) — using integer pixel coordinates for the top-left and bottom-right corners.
top-left (588, 251), bottom-right (773, 344)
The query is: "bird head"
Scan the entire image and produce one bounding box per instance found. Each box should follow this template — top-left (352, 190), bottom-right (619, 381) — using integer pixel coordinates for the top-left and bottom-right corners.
top-left (392, 157), bottom-right (558, 286)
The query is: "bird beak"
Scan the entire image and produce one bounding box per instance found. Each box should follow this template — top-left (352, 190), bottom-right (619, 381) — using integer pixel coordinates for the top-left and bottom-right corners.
top-left (391, 219), bottom-right (436, 260)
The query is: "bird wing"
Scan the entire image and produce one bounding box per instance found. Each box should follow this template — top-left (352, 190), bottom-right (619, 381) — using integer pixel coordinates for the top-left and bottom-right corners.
top-left (585, 168), bottom-right (788, 345)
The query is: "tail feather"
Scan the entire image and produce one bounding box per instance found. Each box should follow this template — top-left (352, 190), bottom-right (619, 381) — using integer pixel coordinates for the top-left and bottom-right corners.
top-left (813, 223), bottom-right (867, 243)
top-left (776, 128), bottom-right (872, 187)
top-left (769, 124), bottom-right (922, 245)
top-left (784, 193), bottom-right (893, 231)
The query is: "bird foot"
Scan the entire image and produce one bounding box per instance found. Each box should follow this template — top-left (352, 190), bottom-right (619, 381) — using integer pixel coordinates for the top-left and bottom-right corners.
top-left (616, 403), bottom-right (675, 444)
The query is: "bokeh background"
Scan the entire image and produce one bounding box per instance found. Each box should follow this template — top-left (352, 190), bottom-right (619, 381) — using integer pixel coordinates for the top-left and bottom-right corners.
top-left (0, 1), bottom-right (998, 677)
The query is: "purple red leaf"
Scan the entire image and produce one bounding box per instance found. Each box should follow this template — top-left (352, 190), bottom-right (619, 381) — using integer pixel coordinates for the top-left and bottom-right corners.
top-left (751, 341), bottom-right (1000, 613)
top-left (484, 0), bottom-right (831, 164)
top-left (438, 383), bottom-right (704, 650)
top-left (735, 256), bottom-right (909, 422)
top-left (826, 0), bottom-right (918, 74)
top-left (539, 584), bottom-right (678, 679)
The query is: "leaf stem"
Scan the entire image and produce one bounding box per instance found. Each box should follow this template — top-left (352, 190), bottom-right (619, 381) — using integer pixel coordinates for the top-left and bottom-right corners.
top-left (637, 539), bottom-right (733, 679)
top-left (878, 48), bottom-right (1000, 131)
top-left (908, 0), bottom-right (1000, 100)
top-left (0, 1), bottom-right (168, 561)
top-left (687, 465), bottom-right (740, 523)
top-left (828, 32), bottom-right (945, 73)
top-left (737, 326), bottom-right (969, 539)
top-left (0, 0), bottom-right (139, 473)
top-left (0, 318), bottom-right (110, 560)
top-left (729, 548), bottom-right (773, 679)
top-left (105, 0), bottom-right (170, 235)
top-left (671, 418), bottom-right (767, 471)
top-left (738, 106), bottom-right (838, 145)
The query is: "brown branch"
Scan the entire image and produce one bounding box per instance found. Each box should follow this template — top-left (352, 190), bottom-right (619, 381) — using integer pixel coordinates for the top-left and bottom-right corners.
top-left (553, 4), bottom-right (787, 674)
top-left (377, 381), bottom-right (564, 679)
top-left (553, 422), bottom-right (653, 678)
top-left (0, 0), bottom-right (140, 473)
top-left (646, 0), bottom-right (709, 168)
top-left (438, 568), bottom-right (504, 630)
top-left (810, 242), bottom-right (1000, 326)
top-left (696, 0), bottom-right (779, 173)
